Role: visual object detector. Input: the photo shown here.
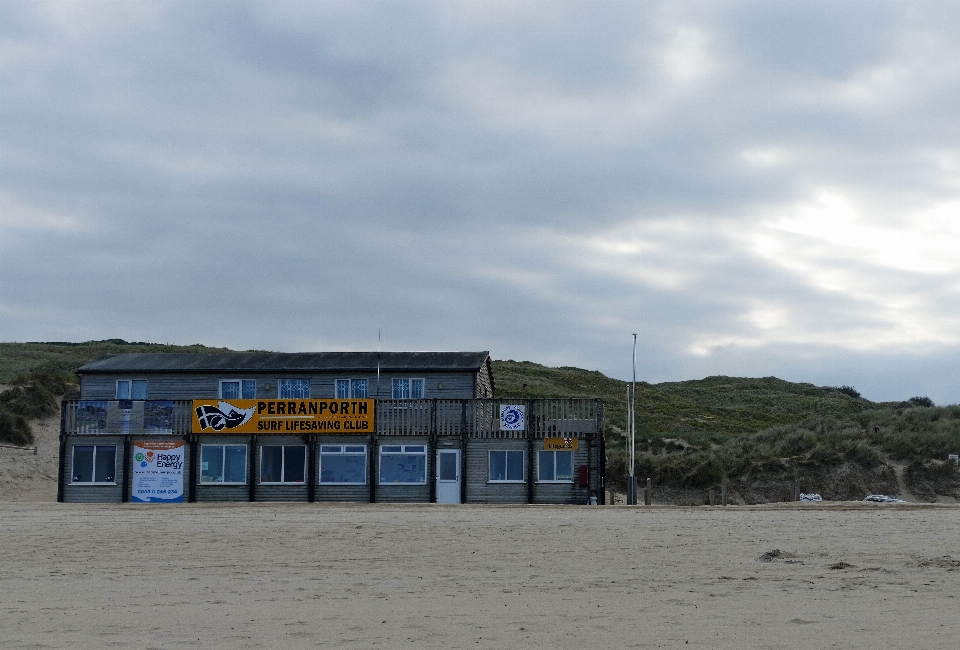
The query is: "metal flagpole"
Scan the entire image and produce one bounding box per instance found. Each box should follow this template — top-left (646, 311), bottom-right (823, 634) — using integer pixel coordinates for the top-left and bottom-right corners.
top-left (630, 333), bottom-right (637, 505)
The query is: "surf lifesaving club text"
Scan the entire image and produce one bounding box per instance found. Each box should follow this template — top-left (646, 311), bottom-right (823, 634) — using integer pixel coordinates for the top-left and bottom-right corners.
top-left (193, 399), bottom-right (373, 434)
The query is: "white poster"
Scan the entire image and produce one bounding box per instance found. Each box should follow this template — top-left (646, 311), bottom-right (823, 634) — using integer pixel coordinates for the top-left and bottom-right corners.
top-left (132, 440), bottom-right (185, 503)
top-left (500, 404), bottom-right (525, 431)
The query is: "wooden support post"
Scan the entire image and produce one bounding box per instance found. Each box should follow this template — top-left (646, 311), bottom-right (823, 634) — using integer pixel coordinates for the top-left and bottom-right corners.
top-left (709, 488), bottom-right (715, 506)
top-left (645, 477), bottom-right (652, 506)
top-left (722, 479), bottom-right (728, 506)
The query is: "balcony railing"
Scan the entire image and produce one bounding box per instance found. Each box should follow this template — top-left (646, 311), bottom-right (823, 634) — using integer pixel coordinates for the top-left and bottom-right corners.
top-left (61, 398), bottom-right (602, 438)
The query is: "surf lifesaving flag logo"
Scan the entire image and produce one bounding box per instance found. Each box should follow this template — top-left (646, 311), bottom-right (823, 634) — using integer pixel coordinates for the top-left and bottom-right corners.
top-left (195, 401), bottom-right (256, 431)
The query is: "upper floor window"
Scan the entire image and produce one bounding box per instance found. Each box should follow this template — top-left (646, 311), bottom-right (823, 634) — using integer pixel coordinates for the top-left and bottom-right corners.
top-left (335, 379), bottom-right (368, 399)
top-left (278, 379), bottom-right (310, 399)
top-left (392, 378), bottom-right (424, 399)
top-left (116, 379), bottom-right (147, 400)
top-left (220, 379), bottom-right (256, 400)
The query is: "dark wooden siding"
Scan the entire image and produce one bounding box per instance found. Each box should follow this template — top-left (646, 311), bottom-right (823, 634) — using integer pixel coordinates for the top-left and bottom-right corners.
top-left (81, 371), bottom-right (479, 400)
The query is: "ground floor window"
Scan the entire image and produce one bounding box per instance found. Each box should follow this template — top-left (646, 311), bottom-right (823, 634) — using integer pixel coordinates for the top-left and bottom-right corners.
top-left (201, 444), bottom-right (247, 484)
top-left (260, 445), bottom-right (306, 484)
top-left (72, 445), bottom-right (117, 483)
top-left (319, 445), bottom-right (367, 484)
top-left (489, 449), bottom-right (524, 482)
top-left (537, 450), bottom-right (573, 483)
top-left (379, 444), bottom-right (426, 484)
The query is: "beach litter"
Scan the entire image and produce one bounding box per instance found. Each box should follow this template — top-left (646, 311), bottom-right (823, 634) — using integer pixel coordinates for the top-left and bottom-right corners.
top-left (864, 494), bottom-right (905, 503)
top-left (799, 493), bottom-right (822, 502)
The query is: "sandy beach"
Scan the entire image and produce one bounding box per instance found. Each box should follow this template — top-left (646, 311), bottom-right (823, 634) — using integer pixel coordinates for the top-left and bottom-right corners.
top-left (1, 501), bottom-right (958, 649)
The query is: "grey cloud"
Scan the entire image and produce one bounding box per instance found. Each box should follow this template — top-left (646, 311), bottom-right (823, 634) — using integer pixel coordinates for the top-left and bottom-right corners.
top-left (3, 0), bottom-right (960, 403)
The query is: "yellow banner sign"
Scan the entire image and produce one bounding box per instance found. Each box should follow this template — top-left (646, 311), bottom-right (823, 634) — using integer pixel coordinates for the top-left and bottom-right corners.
top-left (193, 399), bottom-right (374, 434)
top-left (543, 437), bottom-right (579, 450)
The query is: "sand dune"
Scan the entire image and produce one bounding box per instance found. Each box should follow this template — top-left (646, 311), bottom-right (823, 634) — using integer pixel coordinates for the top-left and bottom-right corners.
top-left (0, 414), bottom-right (59, 502)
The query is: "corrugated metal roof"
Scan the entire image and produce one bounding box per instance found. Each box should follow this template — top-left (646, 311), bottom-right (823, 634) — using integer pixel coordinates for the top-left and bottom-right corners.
top-left (78, 351), bottom-right (491, 374)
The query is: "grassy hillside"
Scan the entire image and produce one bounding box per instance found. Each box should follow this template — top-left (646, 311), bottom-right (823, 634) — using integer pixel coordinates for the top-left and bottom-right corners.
top-left (0, 340), bottom-right (232, 446)
top-left (0, 340), bottom-right (233, 383)
top-left (493, 360), bottom-right (877, 442)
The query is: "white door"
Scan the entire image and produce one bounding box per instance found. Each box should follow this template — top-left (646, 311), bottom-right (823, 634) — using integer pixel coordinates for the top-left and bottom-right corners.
top-left (436, 449), bottom-right (461, 504)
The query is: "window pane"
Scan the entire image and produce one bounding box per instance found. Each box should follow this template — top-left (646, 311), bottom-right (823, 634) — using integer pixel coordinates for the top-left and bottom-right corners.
top-left (335, 379), bottom-right (349, 399)
top-left (116, 381), bottom-right (130, 400)
top-left (320, 453), bottom-right (366, 484)
top-left (201, 446), bottom-right (223, 482)
top-left (241, 379), bottom-right (257, 399)
top-left (555, 451), bottom-right (573, 481)
top-left (506, 450), bottom-right (524, 481)
top-left (73, 446), bottom-right (94, 482)
top-left (284, 446), bottom-right (306, 483)
top-left (410, 379), bottom-right (424, 399)
top-left (344, 445), bottom-right (365, 453)
top-left (131, 380), bottom-right (148, 400)
top-left (320, 445), bottom-right (342, 453)
top-left (438, 452), bottom-right (458, 481)
top-left (94, 445), bottom-right (116, 482)
top-left (278, 379), bottom-right (310, 398)
top-left (379, 452), bottom-right (426, 484)
top-left (381, 445), bottom-right (402, 453)
top-left (489, 451), bottom-right (506, 481)
top-left (221, 381), bottom-right (240, 399)
top-left (392, 379), bottom-right (408, 399)
top-left (538, 451), bottom-right (554, 482)
top-left (351, 379), bottom-right (368, 398)
top-left (224, 445), bottom-right (247, 483)
top-left (261, 446), bottom-right (283, 483)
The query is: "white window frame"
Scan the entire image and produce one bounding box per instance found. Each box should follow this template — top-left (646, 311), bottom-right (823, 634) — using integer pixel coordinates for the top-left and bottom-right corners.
top-left (116, 379), bottom-right (148, 400)
top-left (537, 450), bottom-right (574, 483)
top-left (318, 444), bottom-right (368, 485)
top-left (277, 378), bottom-right (311, 399)
top-left (378, 444), bottom-right (427, 485)
top-left (259, 445), bottom-right (307, 484)
top-left (219, 379), bottom-right (257, 400)
top-left (391, 378), bottom-right (425, 399)
top-left (70, 444), bottom-right (118, 484)
top-left (488, 449), bottom-right (525, 483)
top-left (335, 378), bottom-right (369, 399)
top-left (200, 444), bottom-right (248, 485)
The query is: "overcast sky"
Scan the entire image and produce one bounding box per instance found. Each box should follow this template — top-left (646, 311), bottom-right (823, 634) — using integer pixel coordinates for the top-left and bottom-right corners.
top-left (2, 1), bottom-right (960, 402)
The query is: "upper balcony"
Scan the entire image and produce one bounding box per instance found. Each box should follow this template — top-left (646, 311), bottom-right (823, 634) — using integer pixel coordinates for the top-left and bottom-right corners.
top-left (60, 398), bottom-right (602, 438)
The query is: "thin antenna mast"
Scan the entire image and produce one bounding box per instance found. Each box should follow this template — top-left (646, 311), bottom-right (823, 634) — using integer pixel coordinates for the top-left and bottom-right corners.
top-left (377, 328), bottom-right (381, 398)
